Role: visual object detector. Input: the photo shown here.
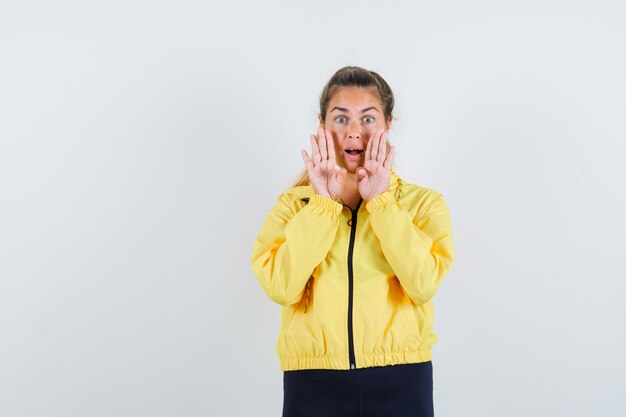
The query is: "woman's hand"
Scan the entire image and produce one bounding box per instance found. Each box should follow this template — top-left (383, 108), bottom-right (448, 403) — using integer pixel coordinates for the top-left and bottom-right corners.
top-left (301, 125), bottom-right (347, 202)
top-left (357, 129), bottom-right (395, 202)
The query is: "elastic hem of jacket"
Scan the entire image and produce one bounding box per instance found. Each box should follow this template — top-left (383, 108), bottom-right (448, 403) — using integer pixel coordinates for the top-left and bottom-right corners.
top-left (309, 193), bottom-right (343, 215)
top-left (279, 348), bottom-right (432, 371)
top-left (365, 190), bottom-right (396, 214)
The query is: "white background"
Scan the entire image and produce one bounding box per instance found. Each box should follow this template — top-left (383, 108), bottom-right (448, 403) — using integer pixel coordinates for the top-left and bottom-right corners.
top-left (1, 1), bottom-right (625, 416)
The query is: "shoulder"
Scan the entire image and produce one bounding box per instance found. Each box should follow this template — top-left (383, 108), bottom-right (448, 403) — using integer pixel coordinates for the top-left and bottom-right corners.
top-left (396, 176), bottom-right (447, 217)
top-left (270, 185), bottom-right (314, 214)
top-left (282, 184), bottom-right (314, 199)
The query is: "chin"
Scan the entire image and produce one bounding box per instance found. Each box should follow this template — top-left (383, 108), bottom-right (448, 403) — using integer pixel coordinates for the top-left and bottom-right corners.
top-left (345, 166), bottom-right (360, 175)
top-left (340, 159), bottom-right (361, 174)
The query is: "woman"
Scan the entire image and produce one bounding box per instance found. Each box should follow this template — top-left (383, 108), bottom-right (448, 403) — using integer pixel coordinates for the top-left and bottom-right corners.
top-left (250, 66), bottom-right (455, 417)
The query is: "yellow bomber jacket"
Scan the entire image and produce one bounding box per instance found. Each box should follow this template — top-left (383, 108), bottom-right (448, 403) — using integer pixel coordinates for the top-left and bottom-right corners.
top-left (250, 168), bottom-right (454, 371)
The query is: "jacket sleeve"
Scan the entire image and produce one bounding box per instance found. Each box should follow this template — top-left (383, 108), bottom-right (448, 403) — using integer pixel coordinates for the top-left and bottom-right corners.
top-left (250, 192), bottom-right (344, 306)
top-left (365, 190), bottom-right (455, 305)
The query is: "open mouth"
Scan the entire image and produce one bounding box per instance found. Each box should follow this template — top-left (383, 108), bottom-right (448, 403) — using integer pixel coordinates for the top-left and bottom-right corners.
top-left (344, 149), bottom-right (364, 161)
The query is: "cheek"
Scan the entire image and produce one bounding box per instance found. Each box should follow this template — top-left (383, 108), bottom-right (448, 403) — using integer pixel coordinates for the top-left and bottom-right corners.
top-left (365, 124), bottom-right (380, 133)
top-left (327, 131), bottom-right (342, 148)
top-left (329, 126), bottom-right (344, 136)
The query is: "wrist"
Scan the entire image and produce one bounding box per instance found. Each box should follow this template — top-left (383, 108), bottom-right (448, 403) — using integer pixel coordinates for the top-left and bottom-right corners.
top-left (315, 192), bottom-right (340, 202)
top-left (330, 195), bottom-right (343, 204)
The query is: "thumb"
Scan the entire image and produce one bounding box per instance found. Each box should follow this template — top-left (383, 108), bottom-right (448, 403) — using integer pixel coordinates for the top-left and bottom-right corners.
top-left (335, 165), bottom-right (347, 182)
top-left (357, 168), bottom-right (367, 178)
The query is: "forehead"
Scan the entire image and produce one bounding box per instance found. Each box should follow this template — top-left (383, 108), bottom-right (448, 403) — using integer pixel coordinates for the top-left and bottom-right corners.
top-left (328, 86), bottom-right (381, 109)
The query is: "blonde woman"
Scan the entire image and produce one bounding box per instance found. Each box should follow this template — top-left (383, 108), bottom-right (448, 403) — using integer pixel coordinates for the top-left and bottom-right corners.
top-left (251, 65), bottom-right (455, 417)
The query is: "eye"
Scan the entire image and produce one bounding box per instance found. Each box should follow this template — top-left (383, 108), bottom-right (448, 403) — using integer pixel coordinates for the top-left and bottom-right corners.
top-left (335, 116), bottom-right (347, 124)
top-left (363, 116), bottom-right (374, 124)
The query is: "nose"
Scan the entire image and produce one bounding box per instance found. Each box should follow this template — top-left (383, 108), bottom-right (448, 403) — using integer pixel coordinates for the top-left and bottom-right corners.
top-left (347, 120), bottom-right (362, 139)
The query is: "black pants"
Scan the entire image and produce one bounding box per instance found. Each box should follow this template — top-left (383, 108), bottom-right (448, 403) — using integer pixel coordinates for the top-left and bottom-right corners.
top-left (282, 361), bottom-right (433, 417)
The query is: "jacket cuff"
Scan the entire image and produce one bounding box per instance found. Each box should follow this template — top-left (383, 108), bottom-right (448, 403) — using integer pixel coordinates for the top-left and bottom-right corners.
top-left (365, 190), bottom-right (396, 214)
top-left (309, 193), bottom-right (344, 215)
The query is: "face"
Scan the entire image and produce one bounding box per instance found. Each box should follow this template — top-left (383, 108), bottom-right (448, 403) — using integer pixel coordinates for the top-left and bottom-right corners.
top-left (319, 86), bottom-right (392, 174)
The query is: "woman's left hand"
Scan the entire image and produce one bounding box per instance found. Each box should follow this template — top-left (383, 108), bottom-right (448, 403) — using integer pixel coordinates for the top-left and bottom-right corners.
top-left (357, 129), bottom-right (395, 202)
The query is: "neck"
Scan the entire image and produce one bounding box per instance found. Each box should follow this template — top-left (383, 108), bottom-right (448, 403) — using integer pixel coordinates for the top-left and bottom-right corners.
top-left (341, 173), bottom-right (361, 206)
top-left (345, 172), bottom-right (359, 184)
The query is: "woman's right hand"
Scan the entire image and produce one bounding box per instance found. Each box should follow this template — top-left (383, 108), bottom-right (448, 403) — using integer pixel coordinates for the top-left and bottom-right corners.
top-left (300, 125), bottom-right (347, 202)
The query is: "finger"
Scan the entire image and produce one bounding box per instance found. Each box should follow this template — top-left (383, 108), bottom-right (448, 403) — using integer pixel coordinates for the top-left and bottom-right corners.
top-left (317, 125), bottom-right (328, 161)
top-left (325, 128), bottom-right (336, 163)
top-left (310, 134), bottom-right (321, 164)
top-left (371, 130), bottom-right (381, 161)
top-left (301, 148), bottom-right (313, 166)
top-left (378, 130), bottom-right (388, 163)
top-left (365, 131), bottom-right (373, 161)
top-left (383, 145), bottom-right (394, 169)
top-left (301, 149), bottom-right (315, 172)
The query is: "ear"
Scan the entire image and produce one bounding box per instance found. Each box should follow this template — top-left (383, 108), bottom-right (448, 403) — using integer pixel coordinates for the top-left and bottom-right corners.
top-left (317, 114), bottom-right (323, 125)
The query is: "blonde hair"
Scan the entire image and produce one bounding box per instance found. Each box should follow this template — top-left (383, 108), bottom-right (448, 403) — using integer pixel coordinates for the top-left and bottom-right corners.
top-left (290, 65), bottom-right (396, 188)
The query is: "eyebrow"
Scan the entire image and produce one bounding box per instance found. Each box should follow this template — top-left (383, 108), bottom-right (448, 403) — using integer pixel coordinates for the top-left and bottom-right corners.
top-left (330, 106), bottom-right (379, 113)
